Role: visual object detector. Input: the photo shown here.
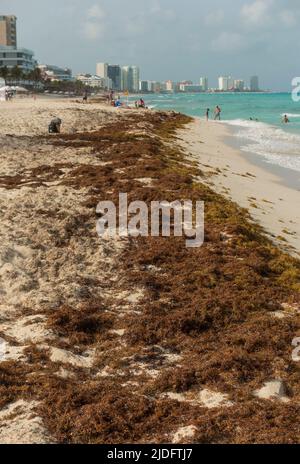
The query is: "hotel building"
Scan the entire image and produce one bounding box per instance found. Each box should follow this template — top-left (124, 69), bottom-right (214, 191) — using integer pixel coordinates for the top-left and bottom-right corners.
top-left (38, 64), bottom-right (73, 82)
top-left (0, 15), bottom-right (37, 72)
top-left (199, 77), bottom-right (208, 91)
top-left (250, 76), bottom-right (259, 92)
top-left (218, 76), bottom-right (234, 91)
top-left (96, 62), bottom-right (122, 91)
top-left (122, 66), bottom-right (140, 92)
top-left (0, 15), bottom-right (17, 47)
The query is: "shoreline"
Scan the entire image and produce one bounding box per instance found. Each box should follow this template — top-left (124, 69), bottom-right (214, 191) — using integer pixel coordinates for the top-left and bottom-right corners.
top-left (0, 97), bottom-right (299, 444)
top-left (177, 117), bottom-right (300, 257)
top-left (223, 124), bottom-right (300, 191)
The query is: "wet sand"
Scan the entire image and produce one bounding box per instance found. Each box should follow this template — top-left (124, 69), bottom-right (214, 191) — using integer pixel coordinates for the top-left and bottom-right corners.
top-left (178, 117), bottom-right (300, 257)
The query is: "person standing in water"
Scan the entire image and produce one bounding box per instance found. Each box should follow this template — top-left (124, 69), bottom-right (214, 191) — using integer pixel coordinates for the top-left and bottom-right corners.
top-left (206, 108), bottom-right (210, 121)
top-left (214, 106), bottom-right (221, 120)
top-left (282, 114), bottom-right (290, 124)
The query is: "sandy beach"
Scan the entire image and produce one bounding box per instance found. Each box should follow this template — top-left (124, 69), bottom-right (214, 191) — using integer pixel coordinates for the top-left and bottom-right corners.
top-left (0, 97), bottom-right (299, 444)
top-left (178, 118), bottom-right (300, 258)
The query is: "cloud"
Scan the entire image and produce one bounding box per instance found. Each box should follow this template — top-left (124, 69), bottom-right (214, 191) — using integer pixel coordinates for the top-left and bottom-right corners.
top-left (83, 22), bottom-right (104, 39)
top-left (83, 3), bottom-right (106, 40)
top-left (241, 0), bottom-right (274, 27)
top-left (211, 32), bottom-right (247, 53)
top-left (87, 4), bottom-right (105, 19)
top-left (205, 10), bottom-right (224, 26)
top-left (279, 9), bottom-right (297, 26)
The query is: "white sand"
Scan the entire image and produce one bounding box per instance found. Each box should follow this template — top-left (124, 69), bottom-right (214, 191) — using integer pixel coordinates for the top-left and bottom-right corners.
top-left (0, 97), bottom-right (127, 443)
top-left (178, 118), bottom-right (300, 257)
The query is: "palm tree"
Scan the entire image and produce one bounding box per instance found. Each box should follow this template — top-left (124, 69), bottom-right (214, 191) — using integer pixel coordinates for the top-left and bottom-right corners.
top-left (10, 65), bottom-right (24, 81)
top-left (0, 66), bottom-right (9, 80)
top-left (28, 67), bottom-right (42, 82)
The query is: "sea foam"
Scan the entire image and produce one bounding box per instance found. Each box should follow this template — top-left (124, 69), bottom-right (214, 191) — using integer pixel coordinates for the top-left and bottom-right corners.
top-left (223, 119), bottom-right (300, 173)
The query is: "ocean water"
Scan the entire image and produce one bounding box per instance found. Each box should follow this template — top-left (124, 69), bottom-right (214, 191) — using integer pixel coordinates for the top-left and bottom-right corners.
top-left (130, 93), bottom-right (300, 174)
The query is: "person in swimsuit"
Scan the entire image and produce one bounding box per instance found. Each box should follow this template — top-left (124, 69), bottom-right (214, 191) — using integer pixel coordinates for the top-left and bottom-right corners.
top-left (214, 106), bottom-right (221, 120)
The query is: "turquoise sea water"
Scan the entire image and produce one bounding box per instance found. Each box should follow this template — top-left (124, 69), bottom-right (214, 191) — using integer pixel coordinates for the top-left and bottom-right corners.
top-left (129, 93), bottom-right (300, 173)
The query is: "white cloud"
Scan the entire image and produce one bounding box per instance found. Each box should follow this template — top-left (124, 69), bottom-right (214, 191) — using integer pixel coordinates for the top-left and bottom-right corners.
top-left (279, 9), bottom-right (297, 26)
top-left (87, 4), bottom-right (105, 19)
top-left (162, 9), bottom-right (176, 21)
top-left (205, 10), bottom-right (224, 26)
top-left (241, 0), bottom-right (274, 27)
top-left (83, 4), bottom-right (106, 40)
top-left (211, 32), bottom-right (247, 53)
top-left (83, 22), bottom-right (104, 40)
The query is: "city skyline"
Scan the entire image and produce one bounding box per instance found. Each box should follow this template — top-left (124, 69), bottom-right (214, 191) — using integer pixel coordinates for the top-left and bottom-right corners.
top-left (0, 15), bottom-right (261, 93)
top-left (0, 0), bottom-right (299, 91)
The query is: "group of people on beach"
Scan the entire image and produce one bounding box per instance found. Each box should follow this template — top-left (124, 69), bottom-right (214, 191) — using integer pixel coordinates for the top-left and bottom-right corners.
top-left (204, 106), bottom-right (290, 125)
top-left (135, 98), bottom-right (146, 109)
top-left (206, 106), bottom-right (222, 121)
top-left (4, 89), bottom-right (14, 101)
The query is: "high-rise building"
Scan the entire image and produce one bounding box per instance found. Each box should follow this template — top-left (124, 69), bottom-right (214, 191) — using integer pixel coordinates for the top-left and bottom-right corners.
top-left (96, 62), bottom-right (108, 79)
top-left (165, 80), bottom-right (173, 92)
top-left (0, 15), bottom-right (37, 72)
top-left (250, 76), bottom-right (259, 92)
top-left (199, 77), bottom-right (208, 92)
top-left (218, 76), bottom-right (234, 91)
top-left (150, 81), bottom-right (161, 93)
top-left (0, 15), bottom-right (17, 47)
top-left (121, 66), bottom-right (140, 92)
top-left (140, 80), bottom-right (150, 92)
top-left (234, 79), bottom-right (245, 91)
top-left (218, 76), bottom-right (227, 91)
top-left (96, 62), bottom-right (122, 90)
top-left (108, 65), bottom-right (121, 90)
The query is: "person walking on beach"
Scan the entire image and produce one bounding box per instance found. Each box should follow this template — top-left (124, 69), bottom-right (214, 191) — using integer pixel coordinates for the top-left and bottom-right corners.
top-left (83, 91), bottom-right (88, 103)
top-left (206, 108), bottom-right (210, 121)
top-left (214, 106), bottom-right (221, 120)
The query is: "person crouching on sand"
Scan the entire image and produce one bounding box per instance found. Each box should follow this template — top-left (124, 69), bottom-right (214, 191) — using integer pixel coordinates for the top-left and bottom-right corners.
top-left (48, 118), bottom-right (62, 134)
top-left (214, 106), bottom-right (221, 120)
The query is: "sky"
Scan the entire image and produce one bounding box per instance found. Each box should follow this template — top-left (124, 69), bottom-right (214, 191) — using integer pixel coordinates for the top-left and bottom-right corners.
top-left (1, 0), bottom-right (300, 90)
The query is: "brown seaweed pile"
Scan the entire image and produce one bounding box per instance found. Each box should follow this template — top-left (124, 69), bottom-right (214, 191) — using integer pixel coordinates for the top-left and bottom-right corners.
top-left (1, 110), bottom-right (299, 444)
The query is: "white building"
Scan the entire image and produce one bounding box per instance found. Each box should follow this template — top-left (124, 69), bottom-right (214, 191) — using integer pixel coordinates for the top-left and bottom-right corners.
top-left (165, 80), bottom-right (174, 92)
top-left (76, 74), bottom-right (112, 89)
top-left (121, 65), bottom-right (140, 92)
top-left (39, 64), bottom-right (72, 81)
top-left (96, 62), bottom-right (108, 79)
top-left (218, 76), bottom-right (234, 91)
top-left (199, 77), bottom-right (208, 91)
